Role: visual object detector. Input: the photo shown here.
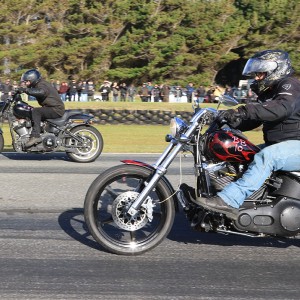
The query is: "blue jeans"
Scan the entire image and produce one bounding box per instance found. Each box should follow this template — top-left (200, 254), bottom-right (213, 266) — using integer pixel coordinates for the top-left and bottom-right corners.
top-left (218, 140), bottom-right (300, 208)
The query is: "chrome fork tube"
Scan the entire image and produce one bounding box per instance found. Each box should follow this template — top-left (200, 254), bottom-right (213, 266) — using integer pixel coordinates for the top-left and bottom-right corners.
top-left (152, 142), bottom-right (175, 169)
top-left (127, 142), bottom-right (183, 216)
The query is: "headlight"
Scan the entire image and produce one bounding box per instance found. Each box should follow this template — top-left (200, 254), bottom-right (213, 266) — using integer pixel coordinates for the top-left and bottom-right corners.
top-left (170, 117), bottom-right (188, 138)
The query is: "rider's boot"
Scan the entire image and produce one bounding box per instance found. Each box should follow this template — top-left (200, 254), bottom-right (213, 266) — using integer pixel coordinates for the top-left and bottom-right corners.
top-left (25, 135), bottom-right (42, 148)
top-left (195, 195), bottom-right (239, 220)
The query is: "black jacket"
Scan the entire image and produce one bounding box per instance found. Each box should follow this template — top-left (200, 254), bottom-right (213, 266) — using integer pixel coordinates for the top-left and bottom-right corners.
top-left (237, 76), bottom-right (300, 145)
top-left (26, 79), bottom-right (65, 116)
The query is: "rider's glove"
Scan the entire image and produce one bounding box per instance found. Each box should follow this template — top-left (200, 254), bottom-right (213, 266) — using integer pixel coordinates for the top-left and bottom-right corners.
top-left (14, 87), bottom-right (28, 94)
top-left (217, 107), bottom-right (247, 128)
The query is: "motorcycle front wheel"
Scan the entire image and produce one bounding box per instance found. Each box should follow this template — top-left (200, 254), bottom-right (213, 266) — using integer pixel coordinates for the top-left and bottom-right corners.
top-left (66, 125), bottom-right (103, 163)
top-left (84, 164), bottom-right (175, 255)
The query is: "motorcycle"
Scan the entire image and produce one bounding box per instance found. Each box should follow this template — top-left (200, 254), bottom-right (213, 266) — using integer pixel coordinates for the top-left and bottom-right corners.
top-left (84, 95), bottom-right (300, 255)
top-left (0, 92), bottom-right (103, 163)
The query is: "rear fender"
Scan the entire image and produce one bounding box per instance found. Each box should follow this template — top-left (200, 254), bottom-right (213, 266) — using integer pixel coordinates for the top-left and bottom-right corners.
top-left (121, 159), bottom-right (179, 211)
top-left (68, 113), bottom-right (94, 125)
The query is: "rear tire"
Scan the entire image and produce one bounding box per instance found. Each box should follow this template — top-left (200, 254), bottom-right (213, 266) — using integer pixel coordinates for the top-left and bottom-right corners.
top-left (66, 125), bottom-right (103, 163)
top-left (84, 164), bottom-right (175, 255)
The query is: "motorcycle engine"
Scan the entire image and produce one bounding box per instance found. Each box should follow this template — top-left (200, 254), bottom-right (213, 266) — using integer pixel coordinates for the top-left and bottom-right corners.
top-left (41, 134), bottom-right (57, 150)
top-left (12, 119), bottom-right (30, 137)
top-left (204, 161), bottom-right (242, 193)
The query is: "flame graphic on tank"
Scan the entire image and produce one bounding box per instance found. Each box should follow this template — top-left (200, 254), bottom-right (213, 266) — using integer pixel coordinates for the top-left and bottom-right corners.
top-left (207, 130), bottom-right (260, 162)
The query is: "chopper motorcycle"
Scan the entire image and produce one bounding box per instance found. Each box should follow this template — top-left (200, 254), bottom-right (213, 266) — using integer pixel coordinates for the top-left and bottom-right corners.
top-left (0, 92), bottom-right (103, 163)
top-left (84, 95), bottom-right (300, 255)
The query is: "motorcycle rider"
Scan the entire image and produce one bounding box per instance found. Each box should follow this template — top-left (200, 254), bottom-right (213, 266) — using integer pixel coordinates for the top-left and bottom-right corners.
top-left (190, 50), bottom-right (300, 220)
top-left (16, 69), bottom-right (65, 148)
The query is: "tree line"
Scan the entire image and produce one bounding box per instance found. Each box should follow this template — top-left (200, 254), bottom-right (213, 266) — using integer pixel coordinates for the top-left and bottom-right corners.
top-left (0, 0), bottom-right (299, 87)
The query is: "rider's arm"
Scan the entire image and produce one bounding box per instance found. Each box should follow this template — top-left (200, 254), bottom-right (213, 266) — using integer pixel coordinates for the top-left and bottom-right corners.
top-left (25, 88), bottom-right (47, 99)
top-left (241, 77), bottom-right (300, 122)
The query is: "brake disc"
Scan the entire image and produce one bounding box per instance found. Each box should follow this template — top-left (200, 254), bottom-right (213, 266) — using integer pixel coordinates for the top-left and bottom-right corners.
top-left (111, 191), bottom-right (154, 231)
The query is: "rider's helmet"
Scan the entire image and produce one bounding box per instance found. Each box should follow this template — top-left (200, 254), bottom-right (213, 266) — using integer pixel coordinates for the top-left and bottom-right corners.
top-left (21, 69), bottom-right (42, 87)
top-left (242, 50), bottom-right (293, 94)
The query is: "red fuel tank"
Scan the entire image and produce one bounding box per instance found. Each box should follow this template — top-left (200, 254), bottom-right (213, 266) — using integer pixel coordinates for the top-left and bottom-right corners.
top-left (206, 129), bottom-right (260, 163)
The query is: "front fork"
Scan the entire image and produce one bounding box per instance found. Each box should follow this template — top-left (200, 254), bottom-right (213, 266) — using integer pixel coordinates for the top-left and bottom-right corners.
top-left (127, 141), bottom-right (183, 216)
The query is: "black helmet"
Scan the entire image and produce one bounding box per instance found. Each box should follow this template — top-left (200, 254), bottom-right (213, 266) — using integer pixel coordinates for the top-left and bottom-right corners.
top-left (242, 50), bottom-right (293, 94)
top-left (21, 69), bottom-right (42, 87)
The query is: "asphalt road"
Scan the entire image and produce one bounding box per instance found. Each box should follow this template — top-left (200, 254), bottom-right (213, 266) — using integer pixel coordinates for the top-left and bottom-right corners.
top-left (0, 152), bottom-right (299, 300)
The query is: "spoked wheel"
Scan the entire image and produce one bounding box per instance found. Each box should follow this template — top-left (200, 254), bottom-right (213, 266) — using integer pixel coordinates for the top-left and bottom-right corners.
top-left (66, 125), bottom-right (103, 163)
top-left (84, 164), bottom-right (175, 255)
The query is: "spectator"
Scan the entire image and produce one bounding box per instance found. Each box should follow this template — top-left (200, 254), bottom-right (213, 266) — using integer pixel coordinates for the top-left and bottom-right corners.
top-left (54, 80), bottom-right (60, 93)
top-left (233, 86), bottom-right (247, 103)
top-left (224, 86), bottom-right (234, 97)
top-left (120, 83), bottom-right (127, 101)
top-left (195, 85), bottom-right (206, 103)
top-left (174, 86), bottom-right (182, 102)
top-left (127, 84), bottom-right (136, 102)
top-left (206, 86), bottom-right (215, 103)
top-left (1, 79), bottom-right (13, 101)
top-left (99, 80), bottom-right (111, 101)
top-left (68, 79), bottom-right (78, 101)
top-left (138, 83), bottom-right (149, 102)
top-left (186, 82), bottom-right (194, 103)
top-left (152, 84), bottom-right (161, 102)
top-left (59, 82), bottom-right (69, 102)
top-left (111, 82), bottom-right (119, 102)
top-left (160, 84), bottom-right (170, 102)
top-left (80, 81), bottom-right (88, 102)
top-left (146, 81), bottom-right (153, 102)
top-left (12, 80), bottom-right (19, 90)
top-left (77, 80), bottom-right (83, 101)
top-left (213, 85), bottom-right (222, 102)
top-left (87, 80), bottom-right (95, 101)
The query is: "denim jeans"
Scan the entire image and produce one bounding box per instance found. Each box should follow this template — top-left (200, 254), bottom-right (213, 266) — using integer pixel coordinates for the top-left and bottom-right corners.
top-left (218, 140), bottom-right (300, 208)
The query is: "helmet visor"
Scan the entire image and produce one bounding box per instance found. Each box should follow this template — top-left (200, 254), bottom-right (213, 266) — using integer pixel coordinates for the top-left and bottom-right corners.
top-left (242, 58), bottom-right (277, 76)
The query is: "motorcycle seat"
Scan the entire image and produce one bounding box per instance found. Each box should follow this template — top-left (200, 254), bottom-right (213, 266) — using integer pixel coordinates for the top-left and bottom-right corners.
top-left (47, 110), bottom-right (83, 126)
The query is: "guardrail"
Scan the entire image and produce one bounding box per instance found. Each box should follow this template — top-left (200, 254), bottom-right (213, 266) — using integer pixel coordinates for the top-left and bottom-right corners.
top-left (81, 109), bottom-right (194, 125)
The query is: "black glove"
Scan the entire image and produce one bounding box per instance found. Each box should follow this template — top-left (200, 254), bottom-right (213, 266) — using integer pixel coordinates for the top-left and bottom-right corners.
top-left (14, 87), bottom-right (28, 94)
top-left (217, 107), bottom-right (247, 128)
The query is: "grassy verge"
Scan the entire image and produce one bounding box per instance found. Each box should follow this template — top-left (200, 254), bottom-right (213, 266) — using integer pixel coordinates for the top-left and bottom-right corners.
top-left (2, 123), bottom-right (264, 153)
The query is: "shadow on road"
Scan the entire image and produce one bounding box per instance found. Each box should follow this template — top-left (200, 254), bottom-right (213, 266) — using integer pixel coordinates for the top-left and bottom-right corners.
top-left (1, 151), bottom-right (70, 161)
top-left (58, 208), bottom-right (107, 253)
top-left (58, 208), bottom-right (300, 254)
top-left (168, 212), bottom-right (300, 249)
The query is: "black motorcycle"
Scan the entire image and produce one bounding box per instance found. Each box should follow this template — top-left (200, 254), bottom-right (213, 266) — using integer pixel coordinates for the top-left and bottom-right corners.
top-left (0, 93), bottom-right (103, 163)
top-left (84, 95), bottom-right (300, 255)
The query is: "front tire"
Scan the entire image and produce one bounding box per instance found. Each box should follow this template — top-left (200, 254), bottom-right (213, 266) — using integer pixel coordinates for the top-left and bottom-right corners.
top-left (66, 125), bottom-right (103, 163)
top-left (84, 164), bottom-right (175, 255)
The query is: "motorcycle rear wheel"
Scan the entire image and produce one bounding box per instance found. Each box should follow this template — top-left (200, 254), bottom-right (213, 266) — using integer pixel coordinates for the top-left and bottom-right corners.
top-left (84, 164), bottom-right (175, 255)
top-left (66, 125), bottom-right (103, 163)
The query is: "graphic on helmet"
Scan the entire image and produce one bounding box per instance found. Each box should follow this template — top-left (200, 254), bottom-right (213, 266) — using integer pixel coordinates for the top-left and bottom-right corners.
top-left (242, 50), bottom-right (293, 94)
top-left (21, 69), bottom-right (41, 87)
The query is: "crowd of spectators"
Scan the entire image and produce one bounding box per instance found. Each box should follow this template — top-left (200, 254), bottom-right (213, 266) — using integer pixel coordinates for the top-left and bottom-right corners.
top-left (0, 77), bottom-right (256, 104)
